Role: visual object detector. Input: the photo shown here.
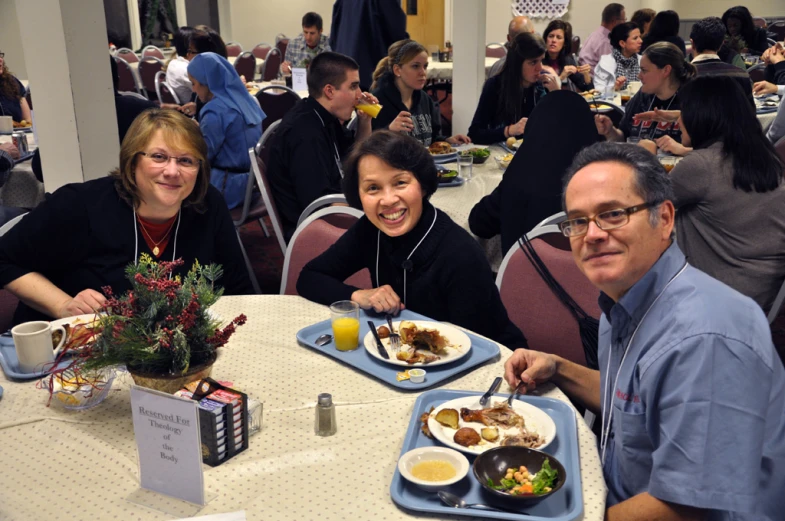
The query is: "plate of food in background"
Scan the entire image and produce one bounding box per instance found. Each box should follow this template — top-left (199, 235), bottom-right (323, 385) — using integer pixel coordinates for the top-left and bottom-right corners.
top-left (364, 320), bottom-right (471, 367)
top-left (429, 141), bottom-right (458, 163)
top-left (425, 395), bottom-right (556, 455)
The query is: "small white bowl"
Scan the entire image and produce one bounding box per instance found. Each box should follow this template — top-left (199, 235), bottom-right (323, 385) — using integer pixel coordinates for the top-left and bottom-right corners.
top-left (408, 369), bottom-right (426, 383)
top-left (397, 446), bottom-right (470, 492)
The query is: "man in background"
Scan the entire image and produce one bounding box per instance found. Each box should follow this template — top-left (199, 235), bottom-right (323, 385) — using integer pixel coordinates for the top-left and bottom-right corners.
top-left (282, 12), bottom-right (332, 75)
top-left (329, 0), bottom-right (407, 91)
top-left (488, 15), bottom-right (536, 77)
top-left (579, 3), bottom-right (626, 72)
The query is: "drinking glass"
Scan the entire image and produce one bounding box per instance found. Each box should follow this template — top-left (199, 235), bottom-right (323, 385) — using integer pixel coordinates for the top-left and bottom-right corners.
top-left (457, 154), bottom-right (473, 181)
top-left (330, 300), bottom-right (360, 351)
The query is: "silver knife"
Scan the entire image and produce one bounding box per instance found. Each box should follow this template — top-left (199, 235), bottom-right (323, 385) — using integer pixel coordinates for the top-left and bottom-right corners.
top-left (479, 376), bottom-right (503, 406)
top-left (367, 320), bottom-right (390, 359)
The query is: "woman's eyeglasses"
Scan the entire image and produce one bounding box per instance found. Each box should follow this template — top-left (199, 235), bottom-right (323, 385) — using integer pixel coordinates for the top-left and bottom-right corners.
top-left (139, 152), bottom-right (200, 172)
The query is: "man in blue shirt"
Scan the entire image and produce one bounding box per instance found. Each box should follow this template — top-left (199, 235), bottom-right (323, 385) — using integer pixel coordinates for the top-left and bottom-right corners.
top-left (504, 142), bottom-right (785, 521)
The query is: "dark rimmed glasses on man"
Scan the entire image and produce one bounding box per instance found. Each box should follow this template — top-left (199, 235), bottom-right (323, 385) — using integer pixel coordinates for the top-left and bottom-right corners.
top-left (559, 202), bottom-right (656, 237)
top-left (139, 152), bottom-right (201, 172)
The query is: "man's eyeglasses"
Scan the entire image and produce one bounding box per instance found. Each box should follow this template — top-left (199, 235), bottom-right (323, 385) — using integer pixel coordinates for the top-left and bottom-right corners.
top-left (139, 152), bottom-right (200, 172)
top-left (559, 202), bottom-right (656, 237)
top-left (0, 53), bottom-right (5, 59)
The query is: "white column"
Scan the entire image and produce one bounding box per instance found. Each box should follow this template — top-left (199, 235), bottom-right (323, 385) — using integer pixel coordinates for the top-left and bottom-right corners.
top-left (16, 0), bottom-right (120, 191)
top-left (452, 0), bottom-right (486, 135)
top-left (218, 0), bottom-right (233, 43)
top-left (175, 0), bottom-right (188, 27)
top-left (127, 0), bottom-right (143, 50)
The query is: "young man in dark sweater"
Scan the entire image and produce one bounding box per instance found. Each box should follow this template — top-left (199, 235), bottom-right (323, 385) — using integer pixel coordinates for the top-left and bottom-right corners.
top-left (266, 52), bottom-right (377, 241)
top-left (689, 17), bottom-right (754, 109)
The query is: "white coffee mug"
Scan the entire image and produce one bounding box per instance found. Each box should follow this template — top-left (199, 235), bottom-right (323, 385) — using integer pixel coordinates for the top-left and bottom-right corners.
top-left (0, 116), bottom-right (12, 134)
top-left (12, 321), bottom-right (67, 373)
top-left (628, 81), bottom-right (642, 94)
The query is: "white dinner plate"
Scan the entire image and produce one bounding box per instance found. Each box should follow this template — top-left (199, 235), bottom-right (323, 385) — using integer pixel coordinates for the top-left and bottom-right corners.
top-left (363, 320), bottom-right (471, 367)
top-left (50, 313), bottom-right (101, 330)
top-left (431, 151), bottom-right (458, 164)
top-left (427, 395), bottom-right (557, 455)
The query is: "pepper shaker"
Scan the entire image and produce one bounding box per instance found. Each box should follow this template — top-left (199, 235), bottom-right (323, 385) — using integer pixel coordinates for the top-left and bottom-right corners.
top-left (315, 393), bottom-right (337, 436)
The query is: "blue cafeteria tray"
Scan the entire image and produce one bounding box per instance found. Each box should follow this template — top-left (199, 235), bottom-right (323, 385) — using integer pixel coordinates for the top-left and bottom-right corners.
top-left (296, 309), bottom-right (500, 390)
top-left (0, 334), bottom-right (72, 380)
top-left (390, 389), bottom-right (583, 521)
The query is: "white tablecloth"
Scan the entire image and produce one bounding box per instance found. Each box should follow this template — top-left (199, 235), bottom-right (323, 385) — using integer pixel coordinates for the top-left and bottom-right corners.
top-left (430, 145), bottom-right (506, 271)
top-left (427, 58), bottom-right (500, 81)
top-left (0, 295), bottom-right (607, 520)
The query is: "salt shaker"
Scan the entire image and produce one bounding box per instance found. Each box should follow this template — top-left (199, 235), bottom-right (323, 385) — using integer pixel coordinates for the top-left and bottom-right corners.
top-left (315, 393), bottom-right (337, 436)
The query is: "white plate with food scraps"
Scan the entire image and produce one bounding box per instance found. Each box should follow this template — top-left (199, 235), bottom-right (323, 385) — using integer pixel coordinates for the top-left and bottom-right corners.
top-left (427, 395), bottom-right (556, 455)
top-left (50, 314), bottom-right (102, 352)
top-left (363, 320), bottom-right (471, 367)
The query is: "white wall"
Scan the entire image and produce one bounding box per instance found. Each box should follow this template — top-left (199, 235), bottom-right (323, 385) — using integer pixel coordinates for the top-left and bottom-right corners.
top-left (228, 0), bottom-right (334, 50)
top-left (0, 0), bottom-right (27, 80)
top-left (676, 1), bottom-right (781, 19)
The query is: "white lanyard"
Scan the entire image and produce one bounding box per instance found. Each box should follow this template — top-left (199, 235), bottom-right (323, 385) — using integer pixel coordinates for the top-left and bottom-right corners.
top-left (375, 209), bottom-right (438, 306)
top-left (313, 109), bottom-right (344, 178)
top-left (599, 261), bottom-right (688, 465)
top-left (133, 209), bottom-right (181, 266)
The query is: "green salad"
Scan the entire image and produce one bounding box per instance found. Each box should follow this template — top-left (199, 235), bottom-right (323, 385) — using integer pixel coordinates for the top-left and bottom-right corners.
top-left (467, 148), bottom-right (490, 159)
top-left (487, 458), bottom-right (558, 496)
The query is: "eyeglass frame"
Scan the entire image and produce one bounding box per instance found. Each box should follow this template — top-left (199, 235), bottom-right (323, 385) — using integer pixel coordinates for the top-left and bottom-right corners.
top-left (137, 151), bottom-right (202, 172)
top-left (0, 52), bottom-right (5, 59)
top-left (558, 201), bottom-right (659, 237)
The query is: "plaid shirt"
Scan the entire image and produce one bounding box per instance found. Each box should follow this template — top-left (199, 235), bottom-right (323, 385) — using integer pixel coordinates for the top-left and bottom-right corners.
top-left (284, 34), bottom-right (331, 69)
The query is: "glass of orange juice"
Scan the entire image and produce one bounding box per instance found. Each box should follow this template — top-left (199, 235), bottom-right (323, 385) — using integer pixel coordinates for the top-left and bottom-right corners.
top-left (330, 300), bottom-right (360, 351)
top-left (355, 103), bottom-right (382, 118)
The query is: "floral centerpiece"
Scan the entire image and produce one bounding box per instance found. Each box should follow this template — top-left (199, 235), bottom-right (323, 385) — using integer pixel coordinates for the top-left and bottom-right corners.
top-left (47, 255), bottom-right (246, 397)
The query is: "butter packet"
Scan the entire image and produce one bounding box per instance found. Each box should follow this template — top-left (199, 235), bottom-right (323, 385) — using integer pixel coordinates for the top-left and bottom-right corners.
top-left (396, 370), bottom-right (411, 382)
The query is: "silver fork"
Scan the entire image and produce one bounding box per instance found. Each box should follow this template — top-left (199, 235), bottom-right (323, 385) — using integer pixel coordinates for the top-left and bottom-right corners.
top-left (385, 314), bottom-right (401, 353)
top-left (507, 381), bottom-right (526, 406)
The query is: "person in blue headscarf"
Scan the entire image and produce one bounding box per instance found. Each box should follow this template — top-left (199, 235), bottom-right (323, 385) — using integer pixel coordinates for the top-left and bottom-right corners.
top-left (187, 52), bottom-right (265, 209)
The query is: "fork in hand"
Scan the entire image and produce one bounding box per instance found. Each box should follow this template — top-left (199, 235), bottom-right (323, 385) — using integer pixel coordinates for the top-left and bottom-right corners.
top-left (385, 314), bottom-right (401, 353)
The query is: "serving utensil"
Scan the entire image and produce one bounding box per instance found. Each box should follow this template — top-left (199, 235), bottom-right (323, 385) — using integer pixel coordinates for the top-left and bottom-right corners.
top-left (437, 490), bottom-right (522, 514)
top-left (367, 321), bottom-right (390, 359)
top-left (385, 314), bottom-right (400, 353)
top-left (314, 334), bottom-right (333, 347)
top-left (479, 376), bottom-right (503, 406)
top-left (507, 381), bottom-right (526, 406)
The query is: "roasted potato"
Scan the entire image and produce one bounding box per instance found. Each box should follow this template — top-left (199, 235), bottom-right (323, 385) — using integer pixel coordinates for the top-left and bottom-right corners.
top-left (454, 427), bottom-right (482, 447)
top-left (377, 325), bottom-right (390, 338)
top-left (481, 426), bottom-right (499, 442)
top-left (435, 408), bottom-right (459, 429)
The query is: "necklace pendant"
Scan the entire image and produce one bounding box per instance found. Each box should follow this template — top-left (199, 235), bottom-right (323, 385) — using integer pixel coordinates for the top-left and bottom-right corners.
top-left (153, 246), bottom-right (160, 256)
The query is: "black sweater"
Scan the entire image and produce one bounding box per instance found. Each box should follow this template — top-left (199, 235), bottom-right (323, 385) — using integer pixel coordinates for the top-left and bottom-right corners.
top-left (0, 177), bottom-right (253, 324)
top-left (297, 203), bottom-right (528, 349)
top-left (468, 75), bottom-right (548, 145)
top-left (371, 77), bottom-right (447, 146)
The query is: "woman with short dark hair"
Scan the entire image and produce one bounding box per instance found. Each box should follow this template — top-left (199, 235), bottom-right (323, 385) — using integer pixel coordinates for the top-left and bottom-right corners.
top-left (0, 51), bottom-right (31, 124)
top-left (641, 10), bottom-right (686, 55)
top-left (297, 130), bottom-right (528, 349)
top-left (0, 109), bottom-right (253, 324)
top-left (165, 26), bottom-right (196, 104)
top-left (594, 22), bottom-right (642, 93)
top-left (542, 20), bottom-right (594, 92)
top-left (670, 76), bottom-right (785, 313)
top-left (468, 32), bottom-right (560, 144)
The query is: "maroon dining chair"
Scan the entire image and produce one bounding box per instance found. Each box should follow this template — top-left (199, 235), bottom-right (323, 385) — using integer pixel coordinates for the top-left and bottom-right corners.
top-left (496, 223), bottom-right (600, 368)
top-left (226, 42), bottom-right (243, 58)
top-left (155, 71), bottom-right (181, 105)
top-left (250, 121), bottom-right (287, 255)
top-left (142, 45), bottom-right (165, 60)
top-left (261, 48), bottom-right (282, 81)
top-left (114, 56), bottom-right (144, 96)
top-left (276, 39), bottom-right (289, 60)
top-left (138, 56), bottom-right (164, 100)
top-left (255, 85), bottom-right (301, 131)
top-left (252, 43), bottom-right (272, 60)
top-left (485, 43), bottom-right (506, 58)
top-left (233, 52), bottom-right (256, 82)
top-left (116, 48), bottom-right (139, 63)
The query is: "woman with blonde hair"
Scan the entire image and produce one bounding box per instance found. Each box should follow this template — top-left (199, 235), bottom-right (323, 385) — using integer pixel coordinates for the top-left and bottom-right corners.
top-left (370, 39), bottom-right (470, 146)
top-left (0, 51), bottom-right (31, 124)
top-left (0, 109), bottom-right (253, 325)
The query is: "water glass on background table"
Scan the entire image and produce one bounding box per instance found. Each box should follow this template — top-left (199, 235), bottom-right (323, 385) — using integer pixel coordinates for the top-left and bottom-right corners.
top-left (457, 153), bottom-right (473, 181)
top-left (330, 300), bottom-right (360, 351)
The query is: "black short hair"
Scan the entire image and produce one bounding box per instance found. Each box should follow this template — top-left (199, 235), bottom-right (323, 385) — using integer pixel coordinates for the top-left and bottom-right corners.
top-left (609, 22), bottom-right (639, 51)
top-left (342, 130), bottom-right (438, 210)
top-left (302, 12), bottom-right (323, 31)
top-left (307, 52), bottom-right (359, 99)
top-left (602, 3), bottom-right (625, 24)
top-left (190, 26), bottom-right (228, 58)
top-left (690, 17), bottom-right (727, 53)
top-left (174, 26), bottom-right (195, 57)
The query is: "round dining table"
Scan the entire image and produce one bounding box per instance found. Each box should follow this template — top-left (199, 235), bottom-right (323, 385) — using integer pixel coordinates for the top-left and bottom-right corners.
top-left (0, 295), bottom-right (607, 520)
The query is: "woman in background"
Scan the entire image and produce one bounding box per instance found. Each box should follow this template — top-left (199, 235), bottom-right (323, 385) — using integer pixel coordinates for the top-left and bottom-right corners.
top-left (542, 21), bottom-right (593, 92)
top-left (187, 52), bottom-right (265, 210)
top-left (593, 22), bottom-right (642, 93)
top-left (641, 10), bottom-right (686, 55)
top-left (468, 32), bottom-right (560, 145)
top-left (722, 6), bottom-right (768, 55)
top-left (370, 39), bottom-right (469, 146)
top-left (631, 8), bottom-right (656, 37)
top-left (165, 26), bottom-right (195, 104)
top-left (0, 51), bottom-right (31, 124)
top-left (670, 76), bottom-right (785, 313)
